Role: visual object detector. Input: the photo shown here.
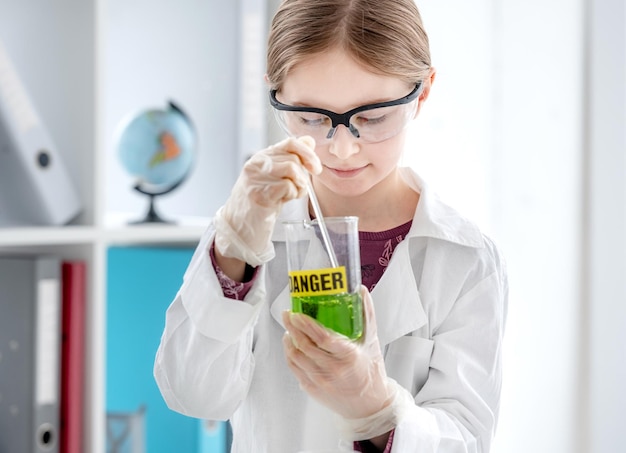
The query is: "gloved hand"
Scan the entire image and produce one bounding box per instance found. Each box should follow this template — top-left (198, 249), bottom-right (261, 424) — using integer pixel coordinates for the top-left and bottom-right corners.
top-left (282, 286), bottom-right (415, 440)
top-left (214, 136), bottom-right (321, 267)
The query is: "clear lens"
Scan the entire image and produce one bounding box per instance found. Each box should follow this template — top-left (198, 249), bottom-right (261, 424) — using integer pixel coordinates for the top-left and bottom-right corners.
top-left (349, 102), bottom-right (416, 142)
top-left (272, 100), bottom-right (417, 144)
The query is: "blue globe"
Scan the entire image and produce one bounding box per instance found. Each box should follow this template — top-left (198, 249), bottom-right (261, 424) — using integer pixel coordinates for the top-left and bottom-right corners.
top-left (118, 101), bottom-right (195, 192)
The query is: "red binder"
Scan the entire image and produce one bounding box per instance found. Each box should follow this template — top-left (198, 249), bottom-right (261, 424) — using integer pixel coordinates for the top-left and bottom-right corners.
top-left (60, 261), bottom-right (86, 453)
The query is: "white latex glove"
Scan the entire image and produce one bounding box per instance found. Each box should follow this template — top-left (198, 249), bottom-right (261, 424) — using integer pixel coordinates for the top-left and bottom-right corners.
top-left (214, 136), bottom-right (320, 267)
top-left (283, 286), bottom-right (414, 440)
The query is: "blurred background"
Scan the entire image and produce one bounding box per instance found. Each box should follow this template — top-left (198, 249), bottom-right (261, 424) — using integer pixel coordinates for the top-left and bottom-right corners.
top-left (401, 2), bottom-right (625, 453)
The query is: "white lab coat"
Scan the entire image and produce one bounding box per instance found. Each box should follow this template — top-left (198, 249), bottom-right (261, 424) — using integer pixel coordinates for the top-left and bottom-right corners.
top-left (154, 168), bottom-right (508, 453)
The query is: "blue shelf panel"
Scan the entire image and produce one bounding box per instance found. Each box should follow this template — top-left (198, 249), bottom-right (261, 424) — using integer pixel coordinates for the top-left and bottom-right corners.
top-left (106, 246), bottom-right (227, 453)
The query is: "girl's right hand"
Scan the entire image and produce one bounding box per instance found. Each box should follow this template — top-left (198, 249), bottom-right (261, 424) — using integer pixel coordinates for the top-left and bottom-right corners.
top-left (214, 135), bottom-right (321, 269)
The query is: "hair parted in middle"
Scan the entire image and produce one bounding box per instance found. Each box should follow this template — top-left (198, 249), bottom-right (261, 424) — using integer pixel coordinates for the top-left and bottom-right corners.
top-left (266, 0), bottom-right (432, 91)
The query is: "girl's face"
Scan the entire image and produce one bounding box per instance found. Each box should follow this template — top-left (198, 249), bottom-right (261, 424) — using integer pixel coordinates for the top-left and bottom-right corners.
top-left (278, 48), bottom-right (425, 200)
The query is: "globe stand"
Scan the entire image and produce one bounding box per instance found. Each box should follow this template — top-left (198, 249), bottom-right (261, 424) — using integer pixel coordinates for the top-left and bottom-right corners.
top-left (129, 179), bottom-right (184, 225)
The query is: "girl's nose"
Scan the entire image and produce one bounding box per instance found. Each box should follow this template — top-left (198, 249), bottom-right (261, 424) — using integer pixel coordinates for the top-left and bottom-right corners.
top-left (327, 125), bottom-right (360, 159)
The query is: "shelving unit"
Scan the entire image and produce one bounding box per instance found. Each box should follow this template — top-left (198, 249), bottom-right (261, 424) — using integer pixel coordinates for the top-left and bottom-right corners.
top-left (0, 225), bottom-right (208, 453)
top-left (0, 0), bottom-right (268, 451)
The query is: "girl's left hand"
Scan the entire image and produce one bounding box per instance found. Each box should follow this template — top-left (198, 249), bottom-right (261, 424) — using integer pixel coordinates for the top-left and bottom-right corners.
top-left (282, 286), bottom-right (394, 420)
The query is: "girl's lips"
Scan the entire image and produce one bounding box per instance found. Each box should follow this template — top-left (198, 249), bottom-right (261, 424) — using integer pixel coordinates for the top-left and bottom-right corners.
top-left (326, 165), bottom-right (367, 178)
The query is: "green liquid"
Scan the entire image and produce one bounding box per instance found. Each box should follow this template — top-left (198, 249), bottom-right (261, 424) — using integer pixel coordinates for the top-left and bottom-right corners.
top-left (291, 292), bottom-right (363, 340)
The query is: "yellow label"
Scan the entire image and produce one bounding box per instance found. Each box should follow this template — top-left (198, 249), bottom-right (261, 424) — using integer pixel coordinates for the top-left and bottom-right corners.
top-left (288, 266), bottom-right (348, 297)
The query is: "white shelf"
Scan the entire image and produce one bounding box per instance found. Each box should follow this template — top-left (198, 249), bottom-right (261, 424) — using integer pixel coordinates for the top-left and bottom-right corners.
top-left (0, 223), bottom-right (207, 249)
top-left (0, 225), bottom-right (96, 247)
top-left (103, 219), bottom-right (208, 245)
top-left (103, 212), bottom-right (209, 245)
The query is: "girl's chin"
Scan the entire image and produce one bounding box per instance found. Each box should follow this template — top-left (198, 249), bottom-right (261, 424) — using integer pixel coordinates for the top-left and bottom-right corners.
top-left (319, 179), bottom-right (372, 200)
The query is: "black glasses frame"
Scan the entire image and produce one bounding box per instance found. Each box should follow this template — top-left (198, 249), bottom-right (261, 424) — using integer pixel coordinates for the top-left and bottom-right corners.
top-left (269, 82), bottom-right (423, 139)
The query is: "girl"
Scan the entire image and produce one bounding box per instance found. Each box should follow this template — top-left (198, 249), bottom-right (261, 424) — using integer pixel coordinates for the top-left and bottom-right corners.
top-left (154, 0), bottom-right (508, 451)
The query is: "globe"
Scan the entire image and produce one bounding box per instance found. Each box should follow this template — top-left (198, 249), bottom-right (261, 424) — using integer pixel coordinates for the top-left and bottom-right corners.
top-left (117, 101), bottom-right (195, 223)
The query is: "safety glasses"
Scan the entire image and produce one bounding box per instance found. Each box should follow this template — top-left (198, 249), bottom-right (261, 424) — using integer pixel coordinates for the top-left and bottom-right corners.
top-left (269, 82), bottom-right (423, 144)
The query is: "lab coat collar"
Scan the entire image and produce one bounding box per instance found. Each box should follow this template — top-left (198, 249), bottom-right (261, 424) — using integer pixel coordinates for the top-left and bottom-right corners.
top-left (369, 237), bottom-right (424, 346)
top-left (401, 168), bottom-right (485, 248)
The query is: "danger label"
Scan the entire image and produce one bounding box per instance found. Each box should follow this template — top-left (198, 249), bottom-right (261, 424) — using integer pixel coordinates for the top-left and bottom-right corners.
top-left (288, 266), bottom-right (348, 297)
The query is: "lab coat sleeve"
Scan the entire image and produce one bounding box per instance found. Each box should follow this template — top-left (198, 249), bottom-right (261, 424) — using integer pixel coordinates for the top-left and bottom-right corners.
top-left (392, 243), bottom-right (508, 452)
top-left (153, 223), bottom-right (266, 420)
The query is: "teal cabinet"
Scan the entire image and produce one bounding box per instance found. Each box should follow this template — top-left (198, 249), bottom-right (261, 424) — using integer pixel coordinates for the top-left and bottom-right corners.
top-left (106, 246), bottom-right (227, 453)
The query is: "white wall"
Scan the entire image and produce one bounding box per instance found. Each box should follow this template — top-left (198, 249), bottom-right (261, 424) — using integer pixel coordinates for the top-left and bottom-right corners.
top-left (408, 1), bottom-right (592, 452)
top-left (405, 1), bottom-right (494, 232)
top-left (102, 0), bottom-right (243, 222)
top-left (407, 1), bottom-right (626, 452)
top-left (491, 1), bottom-right (585, 451)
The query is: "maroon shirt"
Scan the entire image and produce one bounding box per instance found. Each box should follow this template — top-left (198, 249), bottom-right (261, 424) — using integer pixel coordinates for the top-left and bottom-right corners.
top-left (359, 221), bottom-right (412, 292)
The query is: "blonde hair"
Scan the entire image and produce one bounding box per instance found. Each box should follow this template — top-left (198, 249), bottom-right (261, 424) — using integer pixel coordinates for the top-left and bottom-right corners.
top-left (266, 0), bottom-right (432, 91)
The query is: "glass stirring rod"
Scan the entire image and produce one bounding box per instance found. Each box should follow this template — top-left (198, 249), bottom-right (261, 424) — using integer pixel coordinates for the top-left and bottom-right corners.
top-left (305, 177), bottom-right (339, 268)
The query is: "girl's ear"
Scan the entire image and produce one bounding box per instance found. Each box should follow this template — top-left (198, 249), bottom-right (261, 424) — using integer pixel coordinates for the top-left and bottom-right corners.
top-left (414, 68), bottom-right (437, 118)
top-left (264, 74), bottom-right (271, 87)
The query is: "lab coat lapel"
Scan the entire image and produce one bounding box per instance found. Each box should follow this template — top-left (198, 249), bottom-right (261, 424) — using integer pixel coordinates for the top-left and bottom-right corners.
top-left (371, 240), bottom-right (426, 347)
top-left (270, 284), bottom-right (290, 329)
